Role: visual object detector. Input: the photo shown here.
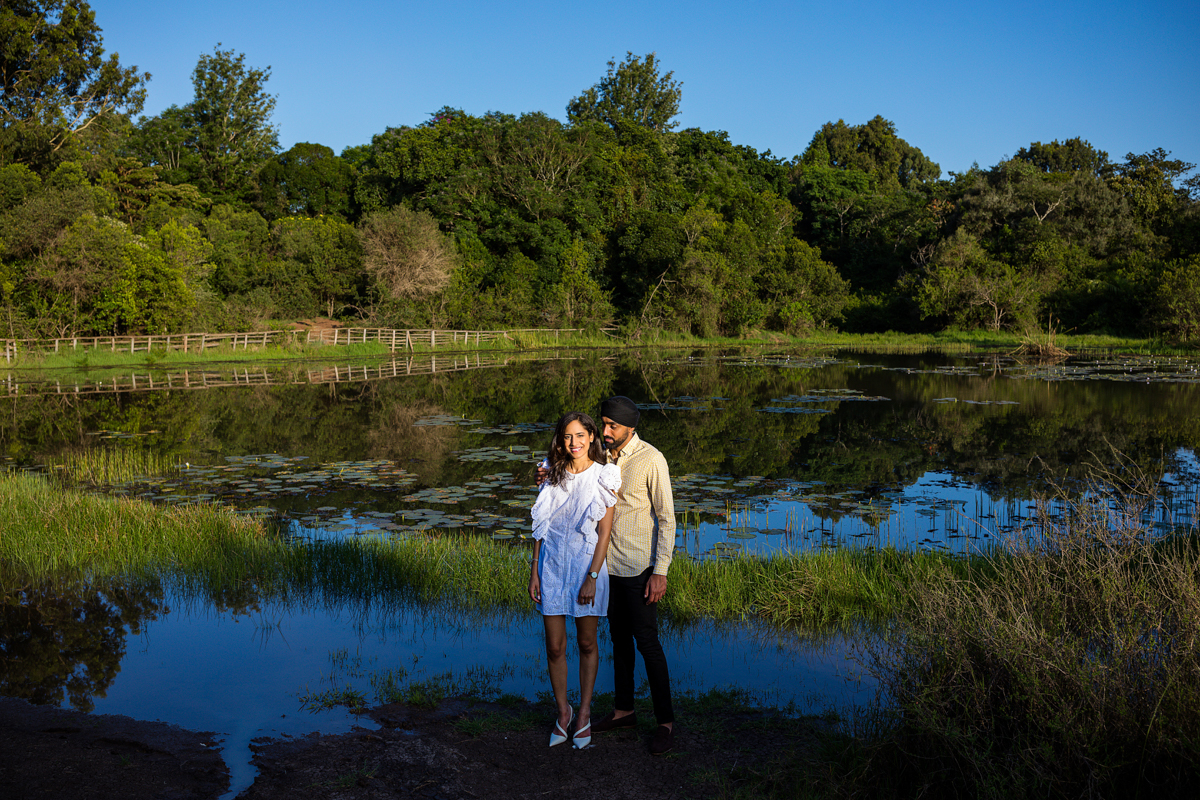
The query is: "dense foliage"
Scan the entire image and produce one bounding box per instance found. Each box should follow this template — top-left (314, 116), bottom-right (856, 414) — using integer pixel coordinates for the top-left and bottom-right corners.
top-left (1, 2), bottom-right (1196, 340)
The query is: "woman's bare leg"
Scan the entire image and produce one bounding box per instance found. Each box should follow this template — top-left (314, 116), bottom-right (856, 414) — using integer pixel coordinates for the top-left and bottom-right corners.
top-left (575, 616), bottom-right (599, 729)
top-left (543, 615), bottom-right (571, 728)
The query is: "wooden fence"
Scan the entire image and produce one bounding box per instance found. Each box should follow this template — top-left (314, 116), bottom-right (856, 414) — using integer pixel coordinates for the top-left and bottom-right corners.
top-left (1, 327), bottom-right (593, 363)
top-left (1, 351), bottom-right (600, 397)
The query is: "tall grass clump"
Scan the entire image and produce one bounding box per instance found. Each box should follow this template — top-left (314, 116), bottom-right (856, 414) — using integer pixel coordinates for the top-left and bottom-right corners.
top-left (45, 448), bottom-right (179, 487)
top-left (0, 472), bottom-right (287, 587)
top-left (858, 477), bottom-right (1200, 799)
top-left (665, 546), bottom-right (992, 629)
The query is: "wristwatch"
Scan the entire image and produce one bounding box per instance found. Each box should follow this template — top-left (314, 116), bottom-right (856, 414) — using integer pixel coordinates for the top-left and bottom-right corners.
top-left (589, 571), bottom-right (599, 579)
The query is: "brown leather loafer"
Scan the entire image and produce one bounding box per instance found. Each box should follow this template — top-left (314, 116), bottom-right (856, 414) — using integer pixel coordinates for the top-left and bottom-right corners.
top-left (649, 724), bottom-right (674, 755)
top-left (590, 711), bottom-right (638, 733)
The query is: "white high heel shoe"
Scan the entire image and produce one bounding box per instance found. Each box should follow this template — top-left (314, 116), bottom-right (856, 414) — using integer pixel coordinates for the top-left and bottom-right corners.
top-left (572, 717), bottom-right (592, 749)
top-left (549, 708), bottom-right (574, 747)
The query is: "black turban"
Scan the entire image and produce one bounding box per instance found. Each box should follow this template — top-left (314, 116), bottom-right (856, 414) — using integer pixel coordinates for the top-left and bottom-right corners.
top-left (600, 396), bottom-right (640, 427)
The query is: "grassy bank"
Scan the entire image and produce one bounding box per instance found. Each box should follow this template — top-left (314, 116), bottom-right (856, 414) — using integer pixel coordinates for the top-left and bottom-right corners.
top-left (0, 472), bottom-right (967, 627)
top-left (6, 472), bottom-right (1199, 798)
top-left (6, 328), bottom-right (1190, 372)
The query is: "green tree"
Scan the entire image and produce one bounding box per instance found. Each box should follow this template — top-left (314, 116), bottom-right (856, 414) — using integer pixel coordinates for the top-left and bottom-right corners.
top-left (131, 46), bottom-right (277, 206)
top-left (567, 52), bottom-right (682, 132)
top-left (352, 108), bottom-right (493, 220)
top-left (187, 45), bottom-right (278, 204)
top-left (759, 238), bottom-right (850, 333)
top-left (916, 229), bottom-right (1051, 331)
top-left (122, 105), bottom-right (198, 185)
top-left (33, 213), bottom-right (203, 334)
top-left (540, 238), bottom-right (614, 328)
top-left (799, 115), bottom-right (940, 191)
top-left (262, 215), bottom-right (363, 317)
top-left (0, 1), bottom-right (148, 170)
top-left (256, 142), bottom-right (355, 221)
top-left (1156, 255), bottom-right (1200, 341)
top-left (1106, 148), bottom-right (1196, 233)
top-left (1013, 137), bottom-right (1110, 176)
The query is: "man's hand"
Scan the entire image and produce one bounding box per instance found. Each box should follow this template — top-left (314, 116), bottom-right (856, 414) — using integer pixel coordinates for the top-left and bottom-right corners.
top-left (535, 464), bottom-right (549, 486)
top-left (644, 573), bottom-right (667, 604)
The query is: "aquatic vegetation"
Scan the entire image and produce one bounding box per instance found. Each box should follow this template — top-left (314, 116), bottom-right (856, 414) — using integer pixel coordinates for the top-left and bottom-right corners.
top-left (853, 477), bottom-right (1200, 799)
top-left (45, 445), bottom-right (180, 487)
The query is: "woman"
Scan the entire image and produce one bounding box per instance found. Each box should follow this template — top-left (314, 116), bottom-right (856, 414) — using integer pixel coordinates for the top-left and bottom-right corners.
top-left (529, 411), bottom-right (620, 748)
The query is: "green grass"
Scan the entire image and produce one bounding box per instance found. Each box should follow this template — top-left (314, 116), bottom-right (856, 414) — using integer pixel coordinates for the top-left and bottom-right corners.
top-left (7, 327), bottom-right (1193, 373)
top-left (14, 339), bottom-right (393, 371)
top-left (8, 470), bottom-right (1197, 796)
top-left (0, 472), bottom-right (982, 629)
top-left (44, 448), bottom-right (181, 487)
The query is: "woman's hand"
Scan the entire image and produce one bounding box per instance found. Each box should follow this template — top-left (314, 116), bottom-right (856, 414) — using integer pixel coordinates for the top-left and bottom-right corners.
top-left (577, 573), bottom-right (596, 605)
top-left (529, 570), bottom-right (541, 603)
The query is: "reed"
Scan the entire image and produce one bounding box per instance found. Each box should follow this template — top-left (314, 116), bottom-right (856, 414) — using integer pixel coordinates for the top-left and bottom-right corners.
top-left (44, 448), bottom-right (180, 487)
top-left (664, 545), bottom-right (991, 628)
top-left (0, 473), bottom-right (529, 612)
top-left (2, 472), bottom-right (985, 630)
top-left (850, 479), bottom-right (1200, 798)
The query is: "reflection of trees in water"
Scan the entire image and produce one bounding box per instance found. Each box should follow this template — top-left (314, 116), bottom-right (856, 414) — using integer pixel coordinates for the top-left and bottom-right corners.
top-left (0, 579), bottom-right (165, 712)
top-left (366, 400), bottom-right (456, 480)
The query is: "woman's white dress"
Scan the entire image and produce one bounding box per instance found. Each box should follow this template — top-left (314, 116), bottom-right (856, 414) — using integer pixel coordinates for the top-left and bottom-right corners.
top-left (531, 461), bottom-right (621, 617)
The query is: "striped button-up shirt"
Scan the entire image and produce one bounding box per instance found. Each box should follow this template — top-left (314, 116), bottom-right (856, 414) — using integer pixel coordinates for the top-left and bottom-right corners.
top-left (605, 432), bottom-right (675, 578)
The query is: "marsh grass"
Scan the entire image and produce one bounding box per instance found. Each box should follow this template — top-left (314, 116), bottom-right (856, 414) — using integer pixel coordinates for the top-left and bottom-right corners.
top-left (0, 473), bottom-right (537, 616)
top-left (852, 470), bottom-right (1200, 799)
top-left (2, 471), bottom-right (986, 630)
top-left (45, 448), bottom-right (180, 487)
top-left (665, 545), bottom-right (993, 628)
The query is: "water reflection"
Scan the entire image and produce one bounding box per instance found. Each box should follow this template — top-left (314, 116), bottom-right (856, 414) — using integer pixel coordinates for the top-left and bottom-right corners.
top-left (0, 579), bottom-right (165, 712)
top-left (72, 585), bottom-right (867, 797)
top-left (7, 348), bottom-right (1200, 555)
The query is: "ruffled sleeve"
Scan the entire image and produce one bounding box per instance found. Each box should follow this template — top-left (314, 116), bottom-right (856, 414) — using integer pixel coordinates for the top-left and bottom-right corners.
top-left (598, 463), bottom-right (621, 496)
top-left (581, 462), bottom-right (621, 530)
top-left (530, 460), bottom-right (555, 540)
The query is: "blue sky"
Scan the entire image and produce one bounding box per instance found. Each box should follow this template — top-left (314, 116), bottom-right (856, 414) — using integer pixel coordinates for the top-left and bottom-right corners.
top-left (97, 0), bottom-right (1197, 177)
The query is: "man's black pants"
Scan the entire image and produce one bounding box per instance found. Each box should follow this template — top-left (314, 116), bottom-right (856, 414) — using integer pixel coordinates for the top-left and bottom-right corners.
top-left (608, 566), bottom-right (674, 724)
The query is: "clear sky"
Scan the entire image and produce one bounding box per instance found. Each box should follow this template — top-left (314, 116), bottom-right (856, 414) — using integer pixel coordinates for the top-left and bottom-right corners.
top-left (96, 0), bottom-right (1198, 177)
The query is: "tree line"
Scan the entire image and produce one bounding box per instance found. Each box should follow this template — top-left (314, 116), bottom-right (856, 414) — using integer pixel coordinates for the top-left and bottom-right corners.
top-left (2, 2), bottom-right (1198, 341)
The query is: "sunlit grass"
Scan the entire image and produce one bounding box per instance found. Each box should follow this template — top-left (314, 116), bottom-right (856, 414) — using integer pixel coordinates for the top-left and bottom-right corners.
top-left (16, 340), bottom-right (392, 371)
top-left (1, 472), bottom-right (977, 629)
top-left (6, 328), bottom-right (1189, 374)
top-left (44, 448), bottom-right (180, 487)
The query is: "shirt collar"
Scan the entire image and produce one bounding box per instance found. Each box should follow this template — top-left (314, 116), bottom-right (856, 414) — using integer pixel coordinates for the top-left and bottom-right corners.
top-left (609, 431), bottom-right (642, 464)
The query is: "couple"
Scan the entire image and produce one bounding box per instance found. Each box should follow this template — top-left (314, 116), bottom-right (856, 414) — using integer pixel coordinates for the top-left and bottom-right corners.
top-left (528, 396), bottom-right (675, 755)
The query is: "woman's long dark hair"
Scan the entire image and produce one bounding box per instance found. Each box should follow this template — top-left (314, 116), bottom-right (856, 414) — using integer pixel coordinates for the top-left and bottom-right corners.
top-left (545, 411), bottom-right (605, 486)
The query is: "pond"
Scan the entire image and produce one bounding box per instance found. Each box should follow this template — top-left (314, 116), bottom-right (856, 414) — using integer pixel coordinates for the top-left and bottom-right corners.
top-left (4, 346), bottom-right (1200, 795)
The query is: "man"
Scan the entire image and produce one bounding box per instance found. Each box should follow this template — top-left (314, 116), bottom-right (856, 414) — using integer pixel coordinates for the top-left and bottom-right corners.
top-left (588, 395), bottom-right (676, 755)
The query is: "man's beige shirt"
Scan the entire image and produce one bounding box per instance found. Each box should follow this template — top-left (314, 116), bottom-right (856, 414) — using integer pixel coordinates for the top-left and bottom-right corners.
top-left (605, 432), bottom-right (675, 578)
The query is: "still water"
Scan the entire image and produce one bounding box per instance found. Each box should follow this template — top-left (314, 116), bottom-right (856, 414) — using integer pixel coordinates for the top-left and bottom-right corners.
top-left (4, 346), bottom-right (1200, 794)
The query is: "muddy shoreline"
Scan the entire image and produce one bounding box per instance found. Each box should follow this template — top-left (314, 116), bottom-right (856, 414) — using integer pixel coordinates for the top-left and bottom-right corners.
top-left (1, 694), bottom-right (823, 799)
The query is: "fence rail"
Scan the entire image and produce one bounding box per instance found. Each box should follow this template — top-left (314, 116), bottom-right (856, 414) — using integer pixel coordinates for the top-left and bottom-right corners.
top-left (1, 351), bottom-right (601, 397)
top-left (1, 327), bottom-right (593, 363)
